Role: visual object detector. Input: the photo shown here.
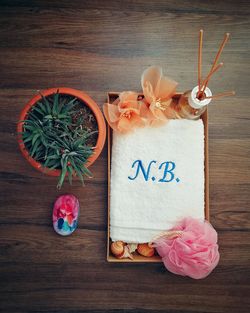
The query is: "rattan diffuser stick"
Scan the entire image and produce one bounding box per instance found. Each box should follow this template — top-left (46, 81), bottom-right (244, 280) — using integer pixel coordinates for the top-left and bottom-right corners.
top-left (198, 29), bottom-right (203, 95)
top-left (205, 91), bottom-right (236, 100)
top-left (202, 33), bottom-right (230, 92)
top-left (196, 31), bottom-right (235, 101)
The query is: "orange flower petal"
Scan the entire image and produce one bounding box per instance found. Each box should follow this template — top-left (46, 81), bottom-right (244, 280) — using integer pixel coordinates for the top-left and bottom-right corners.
top-left (103, 103), bottom-right (119, 131)
top-left (118, 102), bottom-right (140, 115)
top-left (141, 65), bottom-right (178, 104)
top-left (150, 102), bottom-right (168, 121)
top-left (141, 66), bottom-right (162, 94)
top-left (129, 113), bottom-right (145, 128)
top-left (152, 109), bottom-right (167, 121)
top-left (139, 101), bottom-right (151, 119)
top-left (103, 103), bottom-right (120, 123)
top-left (118, 91), bottom-right (141, 113)
top-left (142, 81), bottom-right (156, 104)
top-left (117, 116), bottom-right (132, 133)
top-left (119, 91), bottom-right (139, 103)
top-left (157, 76), bottom-right (178, 100)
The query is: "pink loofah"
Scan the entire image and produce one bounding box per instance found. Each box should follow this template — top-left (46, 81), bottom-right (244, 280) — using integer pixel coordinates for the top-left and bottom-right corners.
top-left (153, 218), bottom-right (220, 279)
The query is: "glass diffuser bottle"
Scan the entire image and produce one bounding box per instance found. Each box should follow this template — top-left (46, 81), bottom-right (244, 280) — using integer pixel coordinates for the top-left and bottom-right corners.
top-left (174, 85), bottom-right (212, 120)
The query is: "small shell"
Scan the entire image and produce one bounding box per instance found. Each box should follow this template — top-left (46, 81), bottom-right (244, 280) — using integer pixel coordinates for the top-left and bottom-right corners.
top-left (111, 241), bottom-right (133, 259)
top-left (121, 245), bottom-right (134, 260)
top-left (127, 243), bottom-right (138, 253)
top-left (137, 243), bottom-right (155, 257)
top-left (111, 241), bottom-right (125, 258)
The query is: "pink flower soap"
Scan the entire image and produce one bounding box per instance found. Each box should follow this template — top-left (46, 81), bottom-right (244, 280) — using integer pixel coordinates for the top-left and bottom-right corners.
top-left (53, 194), bottom-right (80, 236)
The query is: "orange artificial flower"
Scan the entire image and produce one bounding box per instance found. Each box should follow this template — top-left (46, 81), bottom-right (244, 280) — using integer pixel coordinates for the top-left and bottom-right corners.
top-left (141, 66), bottom-right (178, 125)
top-left (103, 91), bottom-right (148, 133)
top-left (103, 67), bottom-right (178, 132)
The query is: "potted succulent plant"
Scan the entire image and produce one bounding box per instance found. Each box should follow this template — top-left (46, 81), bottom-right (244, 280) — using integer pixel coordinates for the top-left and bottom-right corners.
top-left (17, 87), bottom-right (106, 189)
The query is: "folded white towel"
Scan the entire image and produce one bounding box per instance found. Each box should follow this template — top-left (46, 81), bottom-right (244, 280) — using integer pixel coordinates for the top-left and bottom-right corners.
top-left (110, 119), bottom-right (205, 243)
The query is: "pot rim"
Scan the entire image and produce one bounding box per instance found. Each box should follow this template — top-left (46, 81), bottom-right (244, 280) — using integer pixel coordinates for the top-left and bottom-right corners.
top-left (17, 87), bottom-right (106, 177)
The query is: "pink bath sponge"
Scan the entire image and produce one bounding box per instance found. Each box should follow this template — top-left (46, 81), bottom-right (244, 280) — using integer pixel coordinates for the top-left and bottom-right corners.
top-left (154, 218), bottom-right (220, 279)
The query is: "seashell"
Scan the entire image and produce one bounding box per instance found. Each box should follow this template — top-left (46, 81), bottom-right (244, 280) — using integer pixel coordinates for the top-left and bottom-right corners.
top-left (110, 241), bottom-right (125, 257)
top-left (127, 243), bottom-right (138, 254)
top-left (111, 241), bottom-right (133, 259)
top-left (137, 243), bottom-right (155, 257)
top-left (121, 245), bottom-right (134, 260)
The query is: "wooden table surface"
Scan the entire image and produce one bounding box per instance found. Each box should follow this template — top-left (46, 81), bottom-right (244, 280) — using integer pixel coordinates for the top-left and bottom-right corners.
top-left (0, 1), bottom-right (249, 312)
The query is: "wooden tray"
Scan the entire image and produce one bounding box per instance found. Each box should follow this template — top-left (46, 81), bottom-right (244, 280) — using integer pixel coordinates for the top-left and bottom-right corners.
top-left (106, 92), bottom-right (209, 262)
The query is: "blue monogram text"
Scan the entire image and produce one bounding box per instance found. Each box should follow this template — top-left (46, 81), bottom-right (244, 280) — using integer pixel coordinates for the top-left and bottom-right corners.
top-left (128, 160), bottom-right (180, 183)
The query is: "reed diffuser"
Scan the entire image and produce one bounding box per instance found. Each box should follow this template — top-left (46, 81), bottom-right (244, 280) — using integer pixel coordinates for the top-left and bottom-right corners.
top-left (173, 30), bottom-right (235, 120)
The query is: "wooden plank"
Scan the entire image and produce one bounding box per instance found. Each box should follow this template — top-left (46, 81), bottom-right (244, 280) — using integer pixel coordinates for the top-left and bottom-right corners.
top-left (0, 1), bottom-right (250, 312)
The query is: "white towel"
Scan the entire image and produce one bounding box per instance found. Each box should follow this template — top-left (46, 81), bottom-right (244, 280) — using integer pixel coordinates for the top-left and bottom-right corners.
top-left (110, 119), bottom-right (205, 243)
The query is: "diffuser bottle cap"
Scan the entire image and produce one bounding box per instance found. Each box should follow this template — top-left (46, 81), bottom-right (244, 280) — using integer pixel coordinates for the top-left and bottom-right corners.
top-left (188, 86), bottom-right (212, 109)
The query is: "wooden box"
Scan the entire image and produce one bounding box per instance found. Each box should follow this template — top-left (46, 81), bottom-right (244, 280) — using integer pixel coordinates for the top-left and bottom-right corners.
top-left (106, 92), bottom-right (209, 262)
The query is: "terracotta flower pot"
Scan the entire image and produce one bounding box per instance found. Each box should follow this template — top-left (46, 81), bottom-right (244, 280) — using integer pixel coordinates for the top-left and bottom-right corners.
top-left (17, 87), bottom-right (106, 177)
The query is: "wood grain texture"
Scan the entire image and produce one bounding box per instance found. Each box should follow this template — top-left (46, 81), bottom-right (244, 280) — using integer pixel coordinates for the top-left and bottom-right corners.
top-left (0, 1), bottom-right (249, 312)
